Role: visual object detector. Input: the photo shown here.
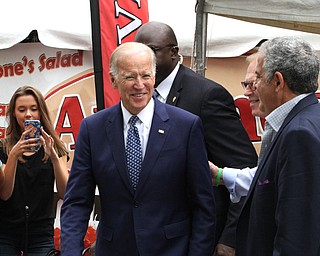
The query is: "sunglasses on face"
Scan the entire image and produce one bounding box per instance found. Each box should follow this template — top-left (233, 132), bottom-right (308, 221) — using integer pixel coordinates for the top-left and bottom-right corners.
top-left (148, 44), bottom-right (177, 54)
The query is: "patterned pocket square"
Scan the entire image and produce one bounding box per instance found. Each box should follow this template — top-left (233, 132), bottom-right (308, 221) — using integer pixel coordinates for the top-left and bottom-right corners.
top-left (258, 179), bottom-right (270, 185)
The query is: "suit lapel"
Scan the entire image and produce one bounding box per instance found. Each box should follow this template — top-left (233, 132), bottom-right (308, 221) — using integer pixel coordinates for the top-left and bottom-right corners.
top-left (245, 93), bottom-right (319, 199)
top-left (135, 100), bottom-right (170, 196)
top-left (166, 65), bottom-right (185, 106)
top-left (105, 104), bottom-right (134, 194)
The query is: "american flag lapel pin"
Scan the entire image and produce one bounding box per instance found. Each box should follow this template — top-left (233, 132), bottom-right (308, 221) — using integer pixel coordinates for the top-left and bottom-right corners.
top-left (158, 129), bottom-right (165, 134)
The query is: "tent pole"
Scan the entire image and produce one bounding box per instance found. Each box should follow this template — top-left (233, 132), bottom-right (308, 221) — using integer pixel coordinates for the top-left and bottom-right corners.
top-left (195, 0), bottom-right (207, 76)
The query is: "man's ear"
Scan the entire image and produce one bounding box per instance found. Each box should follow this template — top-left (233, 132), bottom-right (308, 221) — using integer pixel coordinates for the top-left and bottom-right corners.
top-left (110, 75), bottom-right (117, 88)
top-left (171, 46), bottom-right (179, 59)
top-left (274, 71), bottom-right (284, 87)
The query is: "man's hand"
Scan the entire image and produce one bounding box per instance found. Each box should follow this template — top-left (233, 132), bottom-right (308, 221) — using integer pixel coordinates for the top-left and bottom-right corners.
top-left (213, 243), bottom-right (235, 256)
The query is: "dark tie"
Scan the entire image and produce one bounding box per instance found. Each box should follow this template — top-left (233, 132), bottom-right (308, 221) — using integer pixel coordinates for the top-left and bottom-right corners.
top-left (258, 121), bottom-right (274, 165)
top-left (126, 116), bottom-right (142, 190)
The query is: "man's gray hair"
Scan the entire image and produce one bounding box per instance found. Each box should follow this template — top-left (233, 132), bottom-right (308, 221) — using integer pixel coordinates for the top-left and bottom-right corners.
top-left (258, 36), bottom-right (319, 94)
top-left (109, 42), bottom-right (156, 81)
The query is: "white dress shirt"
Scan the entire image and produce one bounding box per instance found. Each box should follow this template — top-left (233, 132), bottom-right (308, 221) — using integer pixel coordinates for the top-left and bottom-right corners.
top-left (122, 98), bottom-right (154, 160)
top-left (154, 63), bottom-right (180, 103)
top-left (223, 166), bottom-right (257, 203)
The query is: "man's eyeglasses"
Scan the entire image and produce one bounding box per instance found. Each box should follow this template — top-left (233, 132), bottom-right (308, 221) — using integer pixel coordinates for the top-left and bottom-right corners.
top-left (241, 80), bottom-right (256, 91)
top-left (148, 44), bottom-right (177, 54)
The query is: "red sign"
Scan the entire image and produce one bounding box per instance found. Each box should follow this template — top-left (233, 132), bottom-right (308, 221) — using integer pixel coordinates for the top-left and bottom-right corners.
top-left (99, 0), bottom-right (149, 107)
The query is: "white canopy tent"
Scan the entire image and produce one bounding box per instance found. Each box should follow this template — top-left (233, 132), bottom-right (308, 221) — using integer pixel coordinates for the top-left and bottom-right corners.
top-left (203, 0), bottom-right (320, 34)
top-left (0, 0), bottom-right (92, 50)
top-left (1, 0), bottom-right (320, 59)
top-left (193, 0), bottom-right (320, 74)
top-left (0, 0), bottom-right (320, 93)
top-left (148, 0), bottom-right (320, 59)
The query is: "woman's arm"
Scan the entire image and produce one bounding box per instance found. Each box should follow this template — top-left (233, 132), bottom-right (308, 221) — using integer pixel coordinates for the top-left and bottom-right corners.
top-left (0, 136), bottom-right (27, 200)
top-left (41, 128), bottom-right (68, 199)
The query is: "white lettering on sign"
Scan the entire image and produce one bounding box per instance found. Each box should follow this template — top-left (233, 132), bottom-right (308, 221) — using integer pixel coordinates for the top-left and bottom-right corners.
top-left (114, 0), bottom-right (142, 45)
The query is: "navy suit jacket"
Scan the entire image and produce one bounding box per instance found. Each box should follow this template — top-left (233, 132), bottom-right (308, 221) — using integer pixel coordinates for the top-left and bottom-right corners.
top-left (60, 98), bottom-right (216, 256)
top-left (166, 65), bottom-right (258, 246)
top-left (236, 93), bottom-right (320, 255)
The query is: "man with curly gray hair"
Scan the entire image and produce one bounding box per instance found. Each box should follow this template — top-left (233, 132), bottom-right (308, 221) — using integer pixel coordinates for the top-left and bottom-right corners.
top-left (236, 36), bottom-right (320, 256)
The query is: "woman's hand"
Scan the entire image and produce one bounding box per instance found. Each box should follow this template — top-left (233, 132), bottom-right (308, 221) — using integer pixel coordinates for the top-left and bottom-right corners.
top-left (40, 127), bottom-right (58, 160)
top-left (10, 129), bottom-right (40, 158)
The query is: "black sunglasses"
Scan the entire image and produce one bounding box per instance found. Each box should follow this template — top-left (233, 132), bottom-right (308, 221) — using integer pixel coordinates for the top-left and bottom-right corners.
top-left (148, 44), bottom-right (177, 54)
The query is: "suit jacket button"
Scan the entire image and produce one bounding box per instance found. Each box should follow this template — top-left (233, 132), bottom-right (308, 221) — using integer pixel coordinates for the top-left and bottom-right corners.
top-left (134, 201), bottom-right (139, 208)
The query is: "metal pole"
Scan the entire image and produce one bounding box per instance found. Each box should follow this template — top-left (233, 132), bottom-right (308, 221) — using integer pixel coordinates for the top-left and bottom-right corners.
top-left (195, 0), bottom-right (208, 76)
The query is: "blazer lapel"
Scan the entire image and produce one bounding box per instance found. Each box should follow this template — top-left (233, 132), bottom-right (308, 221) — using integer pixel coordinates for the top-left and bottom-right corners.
top-left (166, 65), bottom-right (185, 106)
top-left (135, 100), bottom-right (170, 196)
top-left (281, 93), bottom-right (318, 128)
top-left (105, 104), bottom-right (134, 194)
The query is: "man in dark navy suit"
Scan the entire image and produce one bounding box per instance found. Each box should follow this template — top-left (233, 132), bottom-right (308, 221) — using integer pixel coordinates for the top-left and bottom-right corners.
top-left (60, 42), bottom-right (216, 255)
top-left (236, 36), bottom-right (320, 255)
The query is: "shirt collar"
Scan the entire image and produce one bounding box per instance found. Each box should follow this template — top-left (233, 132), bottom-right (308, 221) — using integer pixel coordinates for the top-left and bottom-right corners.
top-left (156, 62), bottom-right (180, 101)
top-left (121, 98), bottom-right (155, 129)
top-left (266, 93), bottom-right (310, 132)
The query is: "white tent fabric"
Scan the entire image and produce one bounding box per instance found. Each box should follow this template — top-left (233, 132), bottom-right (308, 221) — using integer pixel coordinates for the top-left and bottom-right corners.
top-left (0, 0), bottom-right (92, 50)
top-left (1, 0), bottom-right (320, 57)
top-left (202, 15), bottom-right (320, 57)
top-left (148, 0), bottom-right (320, 57)
top-left (203, 0), bottom-right (320, 34)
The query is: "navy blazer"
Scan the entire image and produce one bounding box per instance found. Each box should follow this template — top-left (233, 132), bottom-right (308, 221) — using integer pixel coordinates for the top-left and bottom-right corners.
top-left (236, 93), bottom-right (320, 255)
top-left (166, 64), bottom-right (258, 246)
top-left (60, 98), bottom-right (216, 256)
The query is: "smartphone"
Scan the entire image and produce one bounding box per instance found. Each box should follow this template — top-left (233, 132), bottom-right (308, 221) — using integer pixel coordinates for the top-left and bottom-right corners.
top-left (24, 120), bottom-right (41, 151)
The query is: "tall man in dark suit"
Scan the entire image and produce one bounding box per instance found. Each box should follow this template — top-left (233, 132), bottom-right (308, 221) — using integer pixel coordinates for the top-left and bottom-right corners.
top-left (135, 21), bottom-right (258, 256)
top-left (236, 36), bottom-right (320, 255)
top-left (60, 42), bottom-right (216, 255)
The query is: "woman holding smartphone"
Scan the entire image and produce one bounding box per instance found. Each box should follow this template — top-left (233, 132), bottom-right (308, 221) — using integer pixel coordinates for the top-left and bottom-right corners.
top-left (0, 85), bottom-right (69, 255)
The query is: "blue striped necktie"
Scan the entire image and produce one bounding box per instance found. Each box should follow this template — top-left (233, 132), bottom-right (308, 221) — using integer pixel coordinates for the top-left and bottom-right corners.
top-left (126, 116), bottom-right (142, 190)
